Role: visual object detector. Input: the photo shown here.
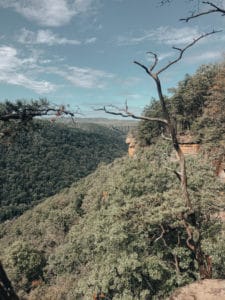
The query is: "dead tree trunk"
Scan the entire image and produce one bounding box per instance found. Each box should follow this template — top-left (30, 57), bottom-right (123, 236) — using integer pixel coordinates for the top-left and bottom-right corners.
top-left (99, 30), bottom-right (218, 279)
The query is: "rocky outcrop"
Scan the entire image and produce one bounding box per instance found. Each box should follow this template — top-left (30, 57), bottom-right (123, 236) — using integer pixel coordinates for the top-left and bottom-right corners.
top-left (177, 132), bottom-right (201, 156)
top-left (179, 143), bottom-right (201, 155)
top-left (126, 134), bottom-right (138, 158)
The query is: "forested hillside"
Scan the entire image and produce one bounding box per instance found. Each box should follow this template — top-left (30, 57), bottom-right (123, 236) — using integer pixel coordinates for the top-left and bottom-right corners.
top-left (0, 121), bottom-right (127, 222)
top-left (0, 140), bottom-right (224, 299)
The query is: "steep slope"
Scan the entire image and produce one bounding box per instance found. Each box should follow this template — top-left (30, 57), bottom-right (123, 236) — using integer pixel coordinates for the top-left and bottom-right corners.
top-left (0, 120), bottom-right (127, 221)
top-left (0, 140), bottom-right (224, 299)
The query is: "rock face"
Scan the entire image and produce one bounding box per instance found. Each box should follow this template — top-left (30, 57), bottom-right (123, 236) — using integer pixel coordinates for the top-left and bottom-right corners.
top-left (126, 134), bottom-right (138, 158)
top-left (168, 279), bottom-right (225, 300)
top-left (179, 143), bottom-right (201, 155)
top-left (177, 132), bottom-right (201, 156)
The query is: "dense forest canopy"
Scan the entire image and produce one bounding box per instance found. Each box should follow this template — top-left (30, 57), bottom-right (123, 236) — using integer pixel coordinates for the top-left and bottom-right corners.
top-left (0, 119), bottom-right (127, 222)
top-left (0, 140), bottom-right (224, 299)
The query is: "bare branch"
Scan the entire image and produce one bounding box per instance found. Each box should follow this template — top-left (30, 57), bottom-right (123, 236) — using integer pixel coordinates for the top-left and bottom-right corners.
top-left (157, 30), bottom-right (221, 74)
top-left (147, 51), bottom-right (159, 71)
top-left (161, 132), bottom-right (171, 141)
top-left (134, 31), bottom-right (220, 77)
top-left (154, 224), bottom-right (168, 247)
top-left (95, 106), bottom-right (168, 125)
top-left (174, 170), bottom-right (182, 182)
top-left (180, 1), bottom-right (225, 22)
top-left (173, 254), bottom-right (180, 275)
top-left (182, 220), bottom-right (195, 252)
top-left (133, 61), bottom-right (151, 76)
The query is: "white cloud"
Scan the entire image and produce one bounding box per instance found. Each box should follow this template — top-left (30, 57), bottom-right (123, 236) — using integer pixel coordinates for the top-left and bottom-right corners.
top-left (0, 0), bottom-right (95, 27)
top-left (0, 45), bottom-right (114, 92)
top-left (1, 73), bottom-right (56, 94)
top-left (18, 29), bottom-right (81, 46)
top-left (84, 37), bottom-right (97, 44)
top-left (0, 46), bottom-right (56, 93)
top-left (117, 26), bottom-right (203, 46)
top-left (56, 66), bottom-right (114, 89)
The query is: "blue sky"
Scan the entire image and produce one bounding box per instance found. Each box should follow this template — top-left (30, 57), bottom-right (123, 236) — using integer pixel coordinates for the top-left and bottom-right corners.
top-left (0, 0), bottom-right (224, 117)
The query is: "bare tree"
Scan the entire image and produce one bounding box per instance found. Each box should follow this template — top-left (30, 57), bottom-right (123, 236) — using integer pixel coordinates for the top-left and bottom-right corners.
top-left (97, 30), bottom-right (219, 279)
top-left (99, 30), bottom-right (218, 210)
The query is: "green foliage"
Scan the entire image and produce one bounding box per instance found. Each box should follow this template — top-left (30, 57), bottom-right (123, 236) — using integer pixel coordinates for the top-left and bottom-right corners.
top-left (170, 64), bottom-right (217, 129)
top-left (0, 120), bottom-right (126, 222)
top-left (0, 98), bottom-right (49, 116)
top-left (138, 61), bottom-right (225, 145)
top-left (5, 241), bottom-right (45, 290)
top-left (138, 99), bottom-right (166, 146)
top-left (0, 140), bottom-right (224, 299)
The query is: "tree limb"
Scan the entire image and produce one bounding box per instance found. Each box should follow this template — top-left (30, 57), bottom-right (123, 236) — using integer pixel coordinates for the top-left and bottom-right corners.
top-left (95, 106), bottom-right (168, 125)
top-left (133, 61), bottom-right (151, 76)
top-left (154, 224), bottom-right (168, 247)
top-left (147, 51), bottom-right (159, 71)
top-left (182, 220), bottom-right (195, 252)
top-left (180, 1), bottom-right (225, 22)
top-left (157, 30), bottom-right (221, 74)
top-left (0, 103), bottom-right (77, 123)
top-left (135, 31), bottom-right (220, 76)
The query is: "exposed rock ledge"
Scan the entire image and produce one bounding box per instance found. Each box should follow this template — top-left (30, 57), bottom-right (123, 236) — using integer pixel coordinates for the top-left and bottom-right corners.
top-left (168, 279), bottom-right (225, 300)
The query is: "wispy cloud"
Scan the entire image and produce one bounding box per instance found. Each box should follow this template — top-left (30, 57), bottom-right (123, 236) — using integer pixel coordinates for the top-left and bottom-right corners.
top-left (52, 66), bottom-right (114, 89)
top-left (0, 45), bottom-right (114, 92)
top-left (0, 46), bottom-right (56, 93)
top-left (117, 26), bottom-right (203, 46)
top-left (18, 29), bottom-right (81, 46)
top-left (84, 37), bottom-right (97, 44)
top-left (0, 0), bottom-right (95, 27)
top-left (185, 50), bottom-right (223, 63)
top-left (17, 29), bottom-right (98, 46)
top-left (115, 76), bottom-right (140, 87)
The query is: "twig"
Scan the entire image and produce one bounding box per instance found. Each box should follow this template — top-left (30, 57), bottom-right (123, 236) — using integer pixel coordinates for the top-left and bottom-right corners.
top-left (154, 224), bottom-right (168, 247)
top-left (180, 1), bottom-right (225, 22)
top-left (156, 30), bottom-right (221, 74)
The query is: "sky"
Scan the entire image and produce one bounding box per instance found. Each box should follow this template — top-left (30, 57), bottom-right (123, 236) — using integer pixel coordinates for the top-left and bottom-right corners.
top-left (0, 0), bottom-right (224, 117)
